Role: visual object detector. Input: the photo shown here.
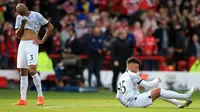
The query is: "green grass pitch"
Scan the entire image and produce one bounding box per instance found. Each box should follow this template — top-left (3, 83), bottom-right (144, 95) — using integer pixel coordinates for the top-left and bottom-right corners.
top-left (0, 89), bottom-right (200, 112)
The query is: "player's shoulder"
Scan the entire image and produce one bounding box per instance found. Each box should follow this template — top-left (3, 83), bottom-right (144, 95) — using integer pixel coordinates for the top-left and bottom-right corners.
top-left (16, 15), bottom-right (22, 19)
top-left (30, 11), bottom-right (42, 17)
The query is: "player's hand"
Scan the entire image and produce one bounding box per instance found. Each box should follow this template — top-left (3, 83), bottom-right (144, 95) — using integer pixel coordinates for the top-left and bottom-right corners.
top-left (21, 19), bottom-right (27, 25)
top-left (157, 77), bottom-right (161, 82)
top-left (33, 39), bottom-right (44, 45)
top-left (21, 16), bottom-right (27, 25)
top-left (114, 61), bottom-right (119, 67)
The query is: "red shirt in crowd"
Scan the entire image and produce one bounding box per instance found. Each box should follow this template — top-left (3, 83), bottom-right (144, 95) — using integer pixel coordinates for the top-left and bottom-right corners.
top-left (141, 35), bottom-right (157, 56)
top-left (97, 0), bottom-right (109, 11)
top-left (5, 30), bottom-right (17, 55)
top-left (0, 41), bottom-right (7, 55)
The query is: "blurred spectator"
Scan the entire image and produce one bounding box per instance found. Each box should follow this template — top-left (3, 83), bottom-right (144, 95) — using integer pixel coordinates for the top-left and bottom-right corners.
top-left (88, 27), bottom-right (104, 88)
top-left (55, 49), bottom-right (84, 87)
top-left (154, 18), bottom-right (172, 56)
top-left (190, 56), bottom-right (200, 72)
top-left (141, 28), bottom-right (158, 70)
top-left (60, 0), bottom-right (76, 14)
top-left (60, 23), bottom-right (71, 49)
top-left (86, 12), bottom-right (95, 27)
top-left (52, 30), bottom-right (61, 53)
top-left (76, 20), bottom-right (88, 39)
top-left (65, 29), bottom-right (81, 54)
top-left (174, 28), bottom-right (187, 70)
top-left (126, 27), bottom-right (136, 49)
top-left (189, 17), bottom-right (200, 42)
top-left (0, 1), bottom-right (6, 24)
top-left (92, 8), bottom-right (100, 22)
top-left (0, 34), bottom-right (8, 69)
top-left (143, 9), bottom-right (158, 35)
top-left (37, 48), bottom-right (54, 72)
top-left (80, 25), bottom-right (93, 54)
top-left (3, 0), bottom-right (15, 22)
top-left (46, 0), bottom-right (61, 27)
top-left (167, 0), bottom-right (176, 15)
top-left (96, 0), bottom-right (110, 11)
top-left (76, 0), bottom-right (95, 13)
top-left (132, 21), bottom-right (143, 50)
top-left (141, 28), bottom-right (158, 56)
top-left (187, 34), bottom-right (200, 57)
top-left (76, 8), bottom-right (88, 20)
top-left (110, 30), bottom-right (132, 93)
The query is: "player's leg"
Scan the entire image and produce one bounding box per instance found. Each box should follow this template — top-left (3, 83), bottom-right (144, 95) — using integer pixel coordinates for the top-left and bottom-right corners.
top-left (151, 88), bottom-right (192, 108)
top-left (29, 65), bottom-right (44, 105)
top-left (133, 91), bottom-right (153, 108)
top-left (27, 43), bottom-right (44, 105)
top-left (13, 68), bottom-right (29, 105)
top-left (13, 41), bottom-right (28, 106)
top-left (151, 88), bottom-right (194, 108)
top-left (160, 97), bottom-right (192, 108)
top-left (159, 87), bottom-right (195, 99)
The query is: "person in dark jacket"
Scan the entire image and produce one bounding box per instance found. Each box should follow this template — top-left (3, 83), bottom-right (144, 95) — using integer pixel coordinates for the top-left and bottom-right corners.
top-left (88, 27), bottom-right (105, 88)
top-left (110, 30), bottom-right (133, 93)
top-left (187, 34), bottom-right (200, 57)
top-left (154, 18), bottom-right (173, 56)
top-left (65, 29), bottom-right (81, 54)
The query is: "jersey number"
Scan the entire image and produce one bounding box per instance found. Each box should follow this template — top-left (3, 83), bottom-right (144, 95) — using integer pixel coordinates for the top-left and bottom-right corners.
top-left (118, 80), bottom-right (126, 94)
top-left (30, 55), bottom-right (33, 60)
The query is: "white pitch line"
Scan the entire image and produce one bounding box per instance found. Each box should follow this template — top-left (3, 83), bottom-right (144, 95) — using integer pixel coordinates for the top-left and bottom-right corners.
top-left (40, 104), bottom-right (121, 109)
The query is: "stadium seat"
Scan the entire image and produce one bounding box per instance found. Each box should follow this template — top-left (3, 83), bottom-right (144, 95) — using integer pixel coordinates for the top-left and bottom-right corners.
top-left (188, 56), bottom-right (196, 70)
top-left (0, 76), bottom-right (7, 88)
top-left (46, 75), bottom-right (58, 84)
top-left (177, 60), bottom-right (187, 71)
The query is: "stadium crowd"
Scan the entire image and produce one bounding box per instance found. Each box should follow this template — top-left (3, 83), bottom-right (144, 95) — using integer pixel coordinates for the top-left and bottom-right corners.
top-left (0, 0), bottom-right (200, 73)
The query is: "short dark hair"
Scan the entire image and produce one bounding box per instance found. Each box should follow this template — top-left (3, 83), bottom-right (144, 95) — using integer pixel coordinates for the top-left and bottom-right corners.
top-left (126, 57), bottom-right (141, 65)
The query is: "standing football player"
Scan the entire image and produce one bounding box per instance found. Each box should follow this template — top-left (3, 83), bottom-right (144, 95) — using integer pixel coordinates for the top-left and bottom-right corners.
top-left (116, 57), bottom-right (195, 108)
top-left (13, 3), bottom-right (54, 106)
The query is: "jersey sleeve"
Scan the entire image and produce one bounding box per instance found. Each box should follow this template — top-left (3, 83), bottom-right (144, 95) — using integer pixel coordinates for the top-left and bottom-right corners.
top-left (15, 16), bottom-right (21, 29)
top-left (37, 13), bottom-right (49, 26)
top-left (131, 74), bottom-right (143, 85)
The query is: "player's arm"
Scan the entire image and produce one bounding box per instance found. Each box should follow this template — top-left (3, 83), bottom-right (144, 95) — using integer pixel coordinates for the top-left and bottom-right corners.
top-left (139, 77), bottom-right (161, 88)
top-left (15, 17), bottom-right (26, 38)
top-left (41, 23), bottom-right (54, 43)
top-left (34, 13), bottom-right (54, 44)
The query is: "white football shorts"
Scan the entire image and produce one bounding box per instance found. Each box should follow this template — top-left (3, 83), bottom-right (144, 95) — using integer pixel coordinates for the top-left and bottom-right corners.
top-left (129, 91), bottom-right (153, 108)
top-left (17, 40), bottom-right (39, 68)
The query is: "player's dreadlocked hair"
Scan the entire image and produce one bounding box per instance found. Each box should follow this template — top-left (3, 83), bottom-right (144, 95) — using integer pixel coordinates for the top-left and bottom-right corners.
top-left (126, 57), bottom-right (141, 65)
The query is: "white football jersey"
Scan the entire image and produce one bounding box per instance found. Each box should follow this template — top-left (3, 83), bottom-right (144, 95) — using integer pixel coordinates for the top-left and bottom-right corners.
top-left (116, 70), bottom-right (142, 104)
top-left (15, 11), bottom-right (49, 33)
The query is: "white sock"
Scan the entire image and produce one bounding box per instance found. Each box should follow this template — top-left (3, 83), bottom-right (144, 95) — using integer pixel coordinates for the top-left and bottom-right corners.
top-left (160, 97), bottom-right (181, 107)
top-left (160, 89), bottom-right (188, 99)
top-left (32, 73), bottom-right (43, 97)
top-left (20, 76), bottom-right (28, 101)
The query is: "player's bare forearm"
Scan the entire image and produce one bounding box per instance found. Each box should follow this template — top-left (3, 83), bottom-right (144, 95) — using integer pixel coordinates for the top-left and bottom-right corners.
top-left (16, 24), bottom-right (25, 38)
top-left (41, 23), bottom-right (54, 42)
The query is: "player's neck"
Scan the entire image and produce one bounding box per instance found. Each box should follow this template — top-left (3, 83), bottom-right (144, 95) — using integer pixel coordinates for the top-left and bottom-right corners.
top-left (127, 70), bottom-right (136, 73)
top-left (26, 11), bottom-right (31, 16)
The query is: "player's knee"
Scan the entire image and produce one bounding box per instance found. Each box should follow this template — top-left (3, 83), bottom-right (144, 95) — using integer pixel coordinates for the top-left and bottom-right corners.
top-left (29, 70), bottom-right (36, 75)
top-left (20, 68), bottom-right (28, 76)
top-left (29, 66), bottom-right (37, 75)
top-left (155, 88), bottom-right (161, 96)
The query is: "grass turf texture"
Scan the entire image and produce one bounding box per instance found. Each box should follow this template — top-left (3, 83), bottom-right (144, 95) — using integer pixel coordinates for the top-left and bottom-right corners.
top-left (0, 89), bottom-right (200, 112)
